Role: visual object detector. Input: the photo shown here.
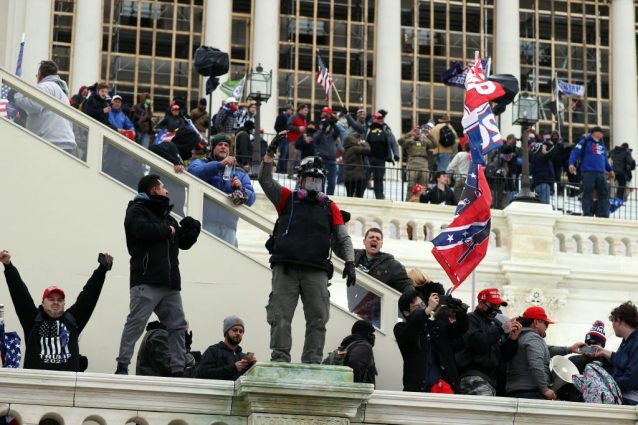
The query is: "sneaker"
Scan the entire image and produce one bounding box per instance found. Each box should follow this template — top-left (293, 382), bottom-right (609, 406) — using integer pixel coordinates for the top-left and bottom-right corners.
top-left (115, 363), bottom-right (128, 375)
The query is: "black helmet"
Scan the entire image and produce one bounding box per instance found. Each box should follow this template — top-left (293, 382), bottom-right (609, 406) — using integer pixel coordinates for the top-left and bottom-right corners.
top-left (296, 156), bottom-right (326, 180)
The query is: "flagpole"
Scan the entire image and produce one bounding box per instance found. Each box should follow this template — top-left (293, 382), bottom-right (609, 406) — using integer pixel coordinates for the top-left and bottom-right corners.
top-left (471, 271), bottom-right (476, 310)
top-left (555, 72), bottom-right (560, 135)
top-left (331, 83), bottom-right (345, 108)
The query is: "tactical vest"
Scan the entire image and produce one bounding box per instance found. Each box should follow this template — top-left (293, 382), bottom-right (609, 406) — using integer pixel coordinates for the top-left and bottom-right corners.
top-left (270, 192), bottom-right (334, 272)
top-left (366, 127), bottom-right (389, 159)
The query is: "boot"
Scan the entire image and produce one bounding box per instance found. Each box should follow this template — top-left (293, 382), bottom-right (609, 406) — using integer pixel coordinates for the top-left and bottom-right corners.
top-left (115, 363), bottom-right (128, 375)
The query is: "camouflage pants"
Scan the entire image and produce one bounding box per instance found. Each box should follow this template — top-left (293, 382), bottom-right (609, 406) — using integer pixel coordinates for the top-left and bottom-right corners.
top-left (459, 376), bottom-right (496, 396)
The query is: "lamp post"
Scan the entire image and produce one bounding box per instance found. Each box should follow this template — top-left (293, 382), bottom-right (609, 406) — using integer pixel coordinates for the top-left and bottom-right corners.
top-left (247, 63), bottom-right (272, 177)
top-left (512, 92), bottom-right (541, 202)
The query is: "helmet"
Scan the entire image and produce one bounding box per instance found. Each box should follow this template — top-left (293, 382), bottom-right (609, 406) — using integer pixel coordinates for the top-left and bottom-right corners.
top-left (297, 156), bottom-right (326, 180)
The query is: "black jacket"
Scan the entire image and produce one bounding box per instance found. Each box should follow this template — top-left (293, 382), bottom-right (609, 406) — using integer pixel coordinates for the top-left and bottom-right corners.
top-left (394, 308), bottom-right (468, 392)
top-left (274, 111), bottom-right (290, 134)
top-left (193, 341), bottom-right (247, 380)
top-left (235, 129), bottom-right (253, 167)
top-left (135, 321), bottom-right (172, 376)
top-left (611, 146), bottom-right (636, 177)
top-left (340, 334), bottom-right (376, 385)
top-left (124, 194), bottom-right (200, 290)
top-left (419, 187), bottom-right (457, 205)
top-left (83, 95), bottom-right (110, 126)
top-left (454, 310), bottom-right (518, 387)
top-left (3, 262), bottom-right (108, 371)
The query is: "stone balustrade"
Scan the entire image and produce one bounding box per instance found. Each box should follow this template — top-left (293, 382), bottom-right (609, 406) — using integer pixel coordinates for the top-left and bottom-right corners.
top-left (1, 365), bottom-right (637, 425)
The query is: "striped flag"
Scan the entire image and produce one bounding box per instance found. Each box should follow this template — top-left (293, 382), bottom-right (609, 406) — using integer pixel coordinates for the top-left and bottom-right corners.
top-left (0, 36), bottom-right (25, 119)
top-left (316, 55), bottom-right (333, 98)
top-left (0, 85), bottom-right (9, 119)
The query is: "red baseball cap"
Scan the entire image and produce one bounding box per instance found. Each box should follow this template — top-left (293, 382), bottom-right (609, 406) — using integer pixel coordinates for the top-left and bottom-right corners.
top-left (42, 286), bottom-right (65, 300)
top-left (477, 288), bottom-right (508, 306)
top-left (412, 184), bottom-right (425, 194)
top-left (322, 106), bottom-right (333, 115)
top-left (372, 112), bottom-right (383, 120)
top-left (523, 306), bottom-right (555, 324)
top-left (171, 103), bottom-right (180, 111)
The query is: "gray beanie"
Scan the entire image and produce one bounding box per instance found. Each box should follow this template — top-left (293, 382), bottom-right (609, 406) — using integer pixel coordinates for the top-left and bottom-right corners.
top-left (223, 315), bottom-right (245, 335)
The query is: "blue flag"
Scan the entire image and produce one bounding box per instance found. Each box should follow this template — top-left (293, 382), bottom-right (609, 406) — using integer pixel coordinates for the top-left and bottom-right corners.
top-left (556, 78), bottom-right (585, 98)
top-left (441, 59), bottom-right (490, 88)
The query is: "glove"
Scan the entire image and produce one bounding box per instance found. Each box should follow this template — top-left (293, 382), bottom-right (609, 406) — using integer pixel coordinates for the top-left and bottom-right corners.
top-left (266, 137), bottom-right (280, 156)
top-left (394, 155), bottom-right (400, 162)
top-left (229, 189), bottom-right (249, 205)
top-left (341, 107), bottom-right (349, 116)
top-left (180, 216), bottom-right (201, 231)
top-left (185, 330), bottom-right (193, 351)
top-left (343, 261), bottom-right (356, 287)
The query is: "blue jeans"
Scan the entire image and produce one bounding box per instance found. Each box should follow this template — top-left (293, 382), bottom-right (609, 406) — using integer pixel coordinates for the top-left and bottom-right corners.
top-left (534, 183), bottom-right (551, 204)
top-left (436, 153), bottom-right (452, 172)
top-left (277, 138), bottom-right (289, 173)
top-left (582, 171), bottom-right (609, 218)
top-left (323, 159), bottom-right (337, 195)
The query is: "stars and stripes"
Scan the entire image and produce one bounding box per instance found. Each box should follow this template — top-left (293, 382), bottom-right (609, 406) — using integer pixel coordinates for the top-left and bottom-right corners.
top-left (0, 84), bottom-right (9, 119)
top-left (431, 162), bottom-right (492, 288)
top-left (0, 321), bottom-right (21, 368)
top-left (37, 320), bottom-right (71, 365)
top-left (316, 55), bottom-right (333, 99)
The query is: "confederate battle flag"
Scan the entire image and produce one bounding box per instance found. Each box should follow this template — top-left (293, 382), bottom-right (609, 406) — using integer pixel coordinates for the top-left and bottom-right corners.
top-left (431, 162), bottom-right (492, 288)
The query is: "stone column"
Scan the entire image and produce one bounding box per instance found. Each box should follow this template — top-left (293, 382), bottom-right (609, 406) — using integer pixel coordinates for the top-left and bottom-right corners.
top-left (204, 0), bottom-right (232, 113)
top-left (71, 0), bottom-right (102, 93)
top-left (611, 0), bottom-right (638, 151)
top-left (374, 0), bottom-right (402, 138)
top-left (251, 0), bottom-right (280, 134)
top-left (21, 0), bottom-right (51, 82)
top-left (494, 0), bottom-right (520, 139)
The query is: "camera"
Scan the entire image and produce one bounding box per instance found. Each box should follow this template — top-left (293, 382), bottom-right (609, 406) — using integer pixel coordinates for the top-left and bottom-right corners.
top-left (439, 295), bottom-right (469, 312)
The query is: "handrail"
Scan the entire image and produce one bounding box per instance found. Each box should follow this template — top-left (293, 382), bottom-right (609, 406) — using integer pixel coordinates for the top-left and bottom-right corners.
top-left (0, 67), bottom-right (401, 334)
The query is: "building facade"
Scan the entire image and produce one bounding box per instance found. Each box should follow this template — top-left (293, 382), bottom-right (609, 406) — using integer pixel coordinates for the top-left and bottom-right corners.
top-left (0, 0), bottom-right (636, 149)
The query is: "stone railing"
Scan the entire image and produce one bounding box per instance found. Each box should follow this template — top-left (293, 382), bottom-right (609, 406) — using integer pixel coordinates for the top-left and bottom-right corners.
top-left (1, 365), bottom-right (637, 425)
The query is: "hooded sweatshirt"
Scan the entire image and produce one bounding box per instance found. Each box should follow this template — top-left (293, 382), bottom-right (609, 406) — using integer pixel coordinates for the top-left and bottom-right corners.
top-left (13, 74), bottom-right (77, 152)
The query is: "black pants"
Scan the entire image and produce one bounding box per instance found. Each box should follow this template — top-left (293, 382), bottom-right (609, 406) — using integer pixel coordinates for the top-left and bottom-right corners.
top-left (345, 179), bottom-right (366, 198)
top-left (368, 156), bottom-right (386, 199)
top-left (616, 173), bottom-right (627, 199)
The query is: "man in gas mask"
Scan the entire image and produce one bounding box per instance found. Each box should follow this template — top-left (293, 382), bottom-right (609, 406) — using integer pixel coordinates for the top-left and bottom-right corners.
top-left (258, 146), bottom-right (356, 364)
top-left (454, 288), bottom-right (522, 396)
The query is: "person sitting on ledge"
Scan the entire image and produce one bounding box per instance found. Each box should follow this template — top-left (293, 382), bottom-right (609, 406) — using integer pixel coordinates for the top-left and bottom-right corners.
top-left (192, 315), bottom-right (256, 380)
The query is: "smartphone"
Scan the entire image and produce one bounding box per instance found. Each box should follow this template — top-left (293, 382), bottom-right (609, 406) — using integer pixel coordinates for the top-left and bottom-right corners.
top-left (580, 345), bottom-right (598, 356)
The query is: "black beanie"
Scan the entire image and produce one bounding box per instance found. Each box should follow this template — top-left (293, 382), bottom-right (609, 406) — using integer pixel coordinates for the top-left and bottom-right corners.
top-left (351, 320), bottom-right (375, 336)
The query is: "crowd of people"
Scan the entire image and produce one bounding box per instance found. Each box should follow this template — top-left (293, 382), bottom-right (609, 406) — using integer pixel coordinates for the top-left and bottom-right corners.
top-left (2, 59), bottom-right (637, 406)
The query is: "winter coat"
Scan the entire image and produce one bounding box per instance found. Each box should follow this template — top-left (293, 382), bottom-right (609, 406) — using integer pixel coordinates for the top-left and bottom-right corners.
top-left (82, 94), bottom-right (111, 126)
top-left (124, 193), bottom-right (200, 290)
top-left (190, 106), bottom-right (209, 132)
top-left (13, 74), bottom-right (77, 152)
top-left (294, 130), bottom-right (316, 159)
top-left (505, 328), bottom-right (570, 394)
top-left (193, 341), bottom-right (247, 380)
top-left (339, 334), bottom-right (376, 385)
top-left (287, 113), bottom-right (308, 143)
top-left (419, 187), bottom-right (457, 205)
top-left (312, 120), bottom-right (340, 161)
top-left (610, 146), bottom-right (636, 177)
top-left (187, 158), bottom-right (256, 230)
top-left (214, 106), bottom-right (237, 134)
top-left (430, 122), bottom-right (458, 154)
top-left (365, 123), bottom-right (399, 163)
top-left (394, 307), bottom-right (468, 392)
top-left (610, 329), bottom-right (638, 394)
top-left (155, 114), bottom-right (187, 132)
top-left (530, 143), bottom-right (556, 184)
top-left (132, 97), bottom-right (154, 134)
top-left (454, 310), bottom-right (518, 387)
top-left (136, 322), bottom-right (172, 377)
top-left (235, 130), bottom-right (253, 168)
top-left (568, 134), bottom-right (612, 173)
top-left (3, 262), bottom-right (108, 371)
top-left (274, 111), bottom-right (290, 134)
top-left (343, 136), bottom-right (371, 182)
top-left (108, 108), bottom-right (135, 131)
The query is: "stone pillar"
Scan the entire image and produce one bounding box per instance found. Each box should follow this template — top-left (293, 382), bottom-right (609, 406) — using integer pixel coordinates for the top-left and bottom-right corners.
top-left (20, 0), bottom-right (51, 83)
top-left (251, 0), bottom-right (280, 134)
top-left (611, 0), bottom-right (638, 151)
top-left (494, 0), bottom-right (520, 139)
top-left (204, 0), bottom-right (232, 113)
top-left (233, 362), bottom-right (373, 424)
top-left (0, 0), bottom-right (25, 71)
top-left (374, 0), bottom-right (402, 137)
top-left (71, 0), bottom-right (102, 93)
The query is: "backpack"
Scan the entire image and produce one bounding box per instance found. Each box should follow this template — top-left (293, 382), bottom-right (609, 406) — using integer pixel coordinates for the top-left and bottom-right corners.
top-left (322, 340), bottom-right (364, 366)
top-left (573, 361), bottom-right (623, 404)
top-left (439, 125), bottom-right (456, 148)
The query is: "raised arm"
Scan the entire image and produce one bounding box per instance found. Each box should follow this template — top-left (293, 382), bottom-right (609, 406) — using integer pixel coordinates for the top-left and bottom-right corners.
top-left (1, 250), bottom-right (38, 335)
top-left (66, 254), bottom-right (112, 333)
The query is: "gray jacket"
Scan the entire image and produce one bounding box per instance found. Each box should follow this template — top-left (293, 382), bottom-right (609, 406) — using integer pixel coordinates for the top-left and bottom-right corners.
top-left (505, 328), bottom-right (570, 394)
top-left (14, 75), bottom-right (77, 152)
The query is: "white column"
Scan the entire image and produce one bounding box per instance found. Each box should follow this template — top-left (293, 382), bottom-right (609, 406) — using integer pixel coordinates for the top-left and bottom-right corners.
top-left (21, 0), bottom-right (51, 83)
top-left (611, 0), bottom-right (638, 151)
top-left (0, 0), bottom-right (25, 71)
top-left (71, 0), bottom-right (102, 93)
top-left (251, 0), bottom-right (280, 134)
top-left (204, 0), bottom-right (232, 113)
top-left (494, 0), bottom-right (520, 139)
top-left (374, 0), bottom-right (402, 138)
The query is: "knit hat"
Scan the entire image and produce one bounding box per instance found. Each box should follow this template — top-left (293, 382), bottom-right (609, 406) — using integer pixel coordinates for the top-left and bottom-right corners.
top-left (211, 134), bottom-right (231, 149)
top-left (351, 320), bottom-right (375, 337)
top-left (585, 320), bottom-right (606, 347)
top-left (223, 315), bottom-right (245, 335)
top-left (415, 281), bottom-right (445, 305)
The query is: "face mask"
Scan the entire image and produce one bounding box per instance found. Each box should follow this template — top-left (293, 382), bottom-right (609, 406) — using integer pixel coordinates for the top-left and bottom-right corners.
top-left (229, 103), bottom-right (238, 112)
top-left (485, 306), bottom-right (501, 320)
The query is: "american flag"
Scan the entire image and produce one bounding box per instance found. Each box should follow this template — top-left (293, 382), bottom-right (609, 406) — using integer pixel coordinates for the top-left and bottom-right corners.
top-left (0, 85), bottom-right (9, 119)
top-left (431, 162), bottom-right (492, 289)
top-left (316, 55), bottom-right (333, 99)
top-left (0, 321), bottom-right (21, 368)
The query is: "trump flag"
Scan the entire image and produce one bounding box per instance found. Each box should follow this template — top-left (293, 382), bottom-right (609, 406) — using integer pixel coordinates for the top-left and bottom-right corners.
top-left (431, 162), bottom-right (492, 288)
top-left (462, 52), bottom-right (506, 164)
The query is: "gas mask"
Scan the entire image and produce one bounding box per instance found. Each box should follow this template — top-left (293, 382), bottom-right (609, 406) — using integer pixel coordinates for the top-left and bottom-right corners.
top-left (298, 176), bottom-right (326, 201)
